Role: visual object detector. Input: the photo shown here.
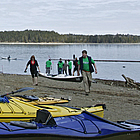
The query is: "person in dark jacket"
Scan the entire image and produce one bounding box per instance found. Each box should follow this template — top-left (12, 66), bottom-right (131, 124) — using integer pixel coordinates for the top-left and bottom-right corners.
top-left (73, 57), bottom-right (78, 76)
top-left (78, 50), bottom-right (97, 95)
top-left (24, 55), bottom-right (40, 86)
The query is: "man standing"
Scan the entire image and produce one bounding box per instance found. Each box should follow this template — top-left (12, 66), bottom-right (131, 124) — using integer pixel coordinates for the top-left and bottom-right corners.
top-left (63, 60), bottom-right (69, 75)
top-left (78, 50), bottom-right (97, 95)
top-left (46, 59), bottom-right (52, 74)
top-left (57, 58), bottom-right (64, 74)
top-left (68, 60), bottom-right (72, 76)
top-left (73, 57), bottom-right (78, 76)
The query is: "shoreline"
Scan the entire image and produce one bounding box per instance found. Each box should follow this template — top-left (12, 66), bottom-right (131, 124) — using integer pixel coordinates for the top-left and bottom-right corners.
top-left (0, 42), bottom-right (140, 45)
top-left (1, 72), bottom-right (139, 89)
top-left (0, 72), bottom-right (127, 84)
top-left (0, 73), bottom-right (140, 122)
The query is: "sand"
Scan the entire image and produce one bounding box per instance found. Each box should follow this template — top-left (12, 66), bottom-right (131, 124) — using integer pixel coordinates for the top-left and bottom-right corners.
top-left (0, 73), bottom-right (140, 122)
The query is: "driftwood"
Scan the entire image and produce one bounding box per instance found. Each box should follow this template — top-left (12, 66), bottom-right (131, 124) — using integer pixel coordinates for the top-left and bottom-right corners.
top-left (122, 74), bottom-right (140, 90)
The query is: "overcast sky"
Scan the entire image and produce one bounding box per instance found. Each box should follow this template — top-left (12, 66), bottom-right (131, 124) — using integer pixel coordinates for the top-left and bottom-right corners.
top-left (0, 0), bottom-right (140, 35)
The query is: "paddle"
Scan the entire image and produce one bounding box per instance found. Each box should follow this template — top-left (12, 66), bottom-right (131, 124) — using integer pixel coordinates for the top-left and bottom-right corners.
top-left (1, 87), bottom-right (34, 97)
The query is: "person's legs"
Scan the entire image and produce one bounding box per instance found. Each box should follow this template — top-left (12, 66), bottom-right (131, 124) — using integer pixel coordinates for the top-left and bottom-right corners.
top-left (75, 68), bottom-right (78, 76)
top-left (63, 69), bottom-right (66, 75)
top-left (76, 70), bottom-right (79, 76)
top-left (34, 72), bottom-right (38, 85)
top-left (48, 68), bottom-right (50, 74)
top-left (34, 77), bottom-right (38, 85)
top-left (87, 72), bottom-right (92, 92)
top-left (58, 68), bottom-right (61, 74)
top-left (31, 71), bottom-right (35, 85)
top-left (32, 78), bottom-right (34, 85)
top-left (58, 68), bottom-right (63, 74)
top-left (73, 70), bottom-right (75, 76)
top-left (73, 67), bottom-right (76, 76)
top-left (69, 69), bottom-right (72, 76)
top-left (61, 68), bottom-right (63, 74)
top-left (65, 70), bottom-right (67, 75)
top-left (46, 67), bottom-right (50, 74)
top-left (82, 71), bottom-right (90, 93)
top-left (63, 69), bottom-right (64, 74)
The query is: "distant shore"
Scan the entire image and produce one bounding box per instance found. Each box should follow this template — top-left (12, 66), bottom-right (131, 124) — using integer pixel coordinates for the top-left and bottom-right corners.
top-left (0, 42), bottom-right (140, 45)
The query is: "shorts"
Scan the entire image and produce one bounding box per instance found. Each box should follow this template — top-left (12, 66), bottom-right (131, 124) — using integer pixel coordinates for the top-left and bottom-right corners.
top-left (74, 67), bottom-right (78, 72)
top-left (31, 70), bottom-right (38, 78)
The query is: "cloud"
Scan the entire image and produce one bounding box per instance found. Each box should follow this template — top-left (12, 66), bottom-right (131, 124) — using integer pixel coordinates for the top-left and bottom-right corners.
top-left (0, 0), bottom-right (140, 35)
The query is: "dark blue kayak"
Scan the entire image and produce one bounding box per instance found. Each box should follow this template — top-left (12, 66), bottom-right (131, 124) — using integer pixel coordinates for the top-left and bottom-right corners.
top-left (0, 111), bottom-right (140, 140)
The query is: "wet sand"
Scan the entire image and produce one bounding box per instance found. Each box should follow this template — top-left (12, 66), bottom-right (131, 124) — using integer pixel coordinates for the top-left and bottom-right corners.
top-left (0, 73), bottom-right (140, 122)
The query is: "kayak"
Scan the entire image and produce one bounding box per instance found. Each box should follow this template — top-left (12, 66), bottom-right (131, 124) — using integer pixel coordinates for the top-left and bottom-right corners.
top-left (118, 119), bottom-right (140, 128)
top-left (11, 95), bottom-right (105, 118)
top-left (0, 96), bottom-right (105, 122)
top-left (0, 96), bottom-right (41, 122)
top-left (36, 104), bottom-right (105, 118)
top-left (39, 72), bottom-right (83, 82)
top-left (11, 95), bottom-right (71, 105)
top-left (1, 57), bottom-right (17, 60)
top-left (0, 110), bottom-right (139, 140)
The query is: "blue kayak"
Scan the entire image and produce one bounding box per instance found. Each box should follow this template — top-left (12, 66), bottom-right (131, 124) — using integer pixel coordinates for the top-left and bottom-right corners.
top-left (0, 110), bottom-right (140, 140)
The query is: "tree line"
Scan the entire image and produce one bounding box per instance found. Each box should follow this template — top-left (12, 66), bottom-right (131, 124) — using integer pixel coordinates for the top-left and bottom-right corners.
top-left (0, 30), bottom-right (140, 43)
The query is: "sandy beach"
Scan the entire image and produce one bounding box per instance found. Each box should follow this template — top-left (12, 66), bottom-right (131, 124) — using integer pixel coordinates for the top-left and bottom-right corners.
top-left (0, 73), bottom-right (140, 122)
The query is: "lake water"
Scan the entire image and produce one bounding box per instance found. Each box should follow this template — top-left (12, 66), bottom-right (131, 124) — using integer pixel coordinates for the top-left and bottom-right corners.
top-left (0, 43), bottom-right (140, 82)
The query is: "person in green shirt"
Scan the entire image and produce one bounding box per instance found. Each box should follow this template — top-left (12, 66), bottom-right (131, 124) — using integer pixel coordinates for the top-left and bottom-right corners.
top-left (68, 60), bottom-right (72, 76)
top-left (46, 59), bottom-right (52, 74)
top-left (57, 58), bottom-right (64, 74)
top-left (78, 50), bottom-right (97, 95)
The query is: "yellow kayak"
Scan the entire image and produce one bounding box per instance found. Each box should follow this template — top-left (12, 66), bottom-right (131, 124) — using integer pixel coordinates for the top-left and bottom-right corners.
top-left (0, 97), bottom-right (41, 122)
top-left (11, 95), bottom-right (70, 105)
top-left (37, 104), bottom-right (105, 118)
top-left (0, 97), bottom-right (105, 122)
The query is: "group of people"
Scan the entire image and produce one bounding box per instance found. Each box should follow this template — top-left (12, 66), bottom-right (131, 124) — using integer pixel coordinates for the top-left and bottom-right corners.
top-left (24, 50), bottom-right (97, 96)
top-left (57, 58), bottom-right (73, 75)
top-left (46, 58), bottom-right (78, 76)
top-left (45, 58), bottom-right (72, 76)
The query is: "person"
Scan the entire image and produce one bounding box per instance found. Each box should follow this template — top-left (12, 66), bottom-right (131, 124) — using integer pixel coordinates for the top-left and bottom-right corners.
top-left (78, 50), bottom-right (97, 95)
top-left (8, 55), bottom-right (10, 60)
top-left (57, 58), bottom-right (64, 74)
top-left (68, 60), bottom-right (72, 76)
top-left (46, 59), bottom-right (52, 74)
top-left (24, 55), bottom-right (40, 86)
top-left (63, 60), bottom-right (69, 75)
top-left (73, 57), bottom-right (78, 76)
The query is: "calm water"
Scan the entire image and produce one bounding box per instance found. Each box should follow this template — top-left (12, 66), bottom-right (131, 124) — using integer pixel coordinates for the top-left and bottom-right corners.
top-left (0, 43), bottom-right (140, 82)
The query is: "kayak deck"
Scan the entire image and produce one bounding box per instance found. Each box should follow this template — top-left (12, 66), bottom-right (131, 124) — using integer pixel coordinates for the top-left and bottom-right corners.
top-left (11, 95), bottom-right (70, 105)
top-left (0, 97), bottom-right (105, 122)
